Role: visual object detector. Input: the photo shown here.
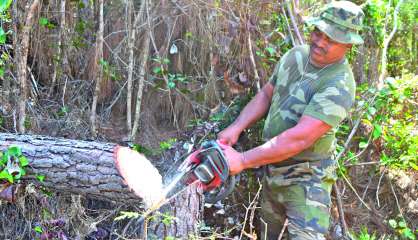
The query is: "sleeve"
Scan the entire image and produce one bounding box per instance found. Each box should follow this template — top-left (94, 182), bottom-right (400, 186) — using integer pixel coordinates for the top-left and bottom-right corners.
top-left (268, 48), bottom-right (294, 86)
top-left (303, 73), bottom-right (355, 127)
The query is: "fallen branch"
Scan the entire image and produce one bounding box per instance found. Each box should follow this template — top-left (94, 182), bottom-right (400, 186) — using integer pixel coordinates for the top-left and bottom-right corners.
top-left (333, 182), bottom-right (349, 237)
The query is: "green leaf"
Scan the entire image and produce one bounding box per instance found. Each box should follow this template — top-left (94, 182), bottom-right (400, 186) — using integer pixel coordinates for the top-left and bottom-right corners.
top-left (0, 67), bottom-right (4, 78)
top-left (36, 175), bottom-right (45, 182)
top-left (0, 27), bottom-right (6, 44)
top-left (0, 169), bottom-right (13, 183)
top-left (0, 0), bottom-right (12, 13)
top-left (19, 156), bottom-right (29, 167)
top-left (39, 17), bottom-right (49, 26)
top-left (152, 66), bottom-right (162, 74)
top-left (8, 146), bottom-right (22, 157)
top-left (388, 219), bottom-right (397, 228)
top-left (167, 81), bottom-right (176, 89)
top-left (372, 124), bottom-right (382, 139)
top-left (114, 211), bottom-right (140, 221)
top-left (1, 151), bottom-right (8, 165)
top-left (398, 220), bottom-right (407, 228)
top-left (359, 141), bottom-right (368, 149)
top-left (265, 47), bottom-right (276, 56)
top-left (33, 226), bottom-right (43, 233)
top-left (162, 58), bottom-right (171, 64)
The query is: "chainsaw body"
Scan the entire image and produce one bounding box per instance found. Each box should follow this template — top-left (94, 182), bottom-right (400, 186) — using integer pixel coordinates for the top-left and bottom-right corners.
top-left (180, 140), bottom-right (236, 203)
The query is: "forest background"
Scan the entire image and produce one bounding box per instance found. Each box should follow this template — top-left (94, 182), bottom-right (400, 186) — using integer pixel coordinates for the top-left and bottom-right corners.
top-left (0, 0), bottom-right (417, 239)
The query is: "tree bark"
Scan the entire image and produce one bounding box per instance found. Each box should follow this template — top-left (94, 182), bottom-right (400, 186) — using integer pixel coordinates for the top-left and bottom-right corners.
top-left (131, 0), bottom-right (150, 140)
top-left (90, 0), bottom-right (104, 138)
top-left (16, 0), bottom-right (40, 133)
top-left (48, 0), bottom-right (66, 97)
top-left (126, 0), bottom-right (134, 134)
top-left (0, 133), bottom-right (203, 238)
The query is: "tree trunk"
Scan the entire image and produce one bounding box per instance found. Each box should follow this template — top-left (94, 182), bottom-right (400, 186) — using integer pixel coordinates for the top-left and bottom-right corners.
top-left (48, 0), bottom-right (66, 97)
top-left (131, 0), bottom-right (151, 140)
top-left (16, 0), bottom-right (40, 133)
top-left (0, 133), bottom-right (203, 238)
top-left (90, 0), bottom-right (104, 138)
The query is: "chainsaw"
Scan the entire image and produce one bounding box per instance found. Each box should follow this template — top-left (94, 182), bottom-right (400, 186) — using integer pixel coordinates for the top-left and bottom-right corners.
top-left (115, 140), bottom-right (236, 208)
top-left (175, 140), bottom-right (236, 204)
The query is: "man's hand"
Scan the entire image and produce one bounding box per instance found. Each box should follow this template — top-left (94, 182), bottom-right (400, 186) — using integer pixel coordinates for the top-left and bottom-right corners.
top-left (217, 125), bottom-right (242, 146)
top-left (217, 140), bottom-right (245, 175)
top-left (217, 83), bottom-right (274, 146)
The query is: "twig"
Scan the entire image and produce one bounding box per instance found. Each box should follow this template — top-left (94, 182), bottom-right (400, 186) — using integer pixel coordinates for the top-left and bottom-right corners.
top-left (280, 5), bottom-right (295, 46)
top-left (284, 1), bottom-right (304, 45)
top-left (335, 117), bottom-right (361, 162)
top-left (260, 218), bottom-right (268, 240)
top-left (277, 218), bottom-right (288, 240)
top-left (389, 177), bottom-right (403, 218)
top-left (376, 167), bottom-right (386, 208)
top-left (240, 180), bottom-right (263, 239)
top-left (361, 174), bottom-right (375, 200)
top-left (247, 31), bottom-right (260, 91)
top-left (378, 0), bottom-right (405, 88)
top-left (333, 182), bottom-right (348, 237)
top-left (337, 159), bottom-right (372, 211)
top-left (346, 161), bottom-right (379, 167)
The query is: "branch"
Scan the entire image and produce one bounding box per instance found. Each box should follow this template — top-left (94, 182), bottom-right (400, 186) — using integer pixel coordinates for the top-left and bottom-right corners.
top-left (284, 1), bottom-right (304, 45)
top-left (378, 0), bottom-right (405, 88)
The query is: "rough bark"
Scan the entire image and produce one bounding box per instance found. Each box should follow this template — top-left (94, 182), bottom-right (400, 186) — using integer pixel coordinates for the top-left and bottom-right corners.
top-left (90, 0), bottom-right (104, 138)
top-left (126, 0), bottom-right (134, 134)
top-left (0, 133), bottom-right (203, 238)
top-left (48, 0), bottom-right (66, 97)
top-left (16, 0), bottom-right (40, 133)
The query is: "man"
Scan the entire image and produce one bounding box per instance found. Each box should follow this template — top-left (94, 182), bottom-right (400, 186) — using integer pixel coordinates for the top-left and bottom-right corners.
top-left (217, 1), bottom-right (364, 239)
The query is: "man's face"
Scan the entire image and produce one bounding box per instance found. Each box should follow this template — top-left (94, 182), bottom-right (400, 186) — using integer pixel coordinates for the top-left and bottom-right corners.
top-left (309, 28), bottom-right (352, 67)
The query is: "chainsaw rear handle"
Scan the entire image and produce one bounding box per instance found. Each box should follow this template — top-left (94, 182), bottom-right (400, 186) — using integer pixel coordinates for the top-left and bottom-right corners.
top-left (196, 140), bottom-right (237, 203)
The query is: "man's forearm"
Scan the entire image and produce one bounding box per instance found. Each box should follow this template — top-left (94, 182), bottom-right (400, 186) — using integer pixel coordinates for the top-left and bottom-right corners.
top-left (241, 116), bottom-right (332, 169)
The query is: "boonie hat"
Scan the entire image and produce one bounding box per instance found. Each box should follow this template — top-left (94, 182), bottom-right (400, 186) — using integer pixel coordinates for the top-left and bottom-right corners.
top-left (306, 1), bottom-right (364, 44)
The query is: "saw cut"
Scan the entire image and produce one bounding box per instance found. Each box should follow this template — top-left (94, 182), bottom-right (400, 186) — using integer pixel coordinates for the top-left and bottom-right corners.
top-left (114, 146), bottom-right (164, 208)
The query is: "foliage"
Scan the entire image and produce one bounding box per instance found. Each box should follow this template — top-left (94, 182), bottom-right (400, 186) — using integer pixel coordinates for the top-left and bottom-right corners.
top-left (336, 73), bottom-right (417, 177)
top-left (363, 0), bottom-right (418, 75)
top-left (114, 211), bottom-right (141, 221)
top-left (388, 217), bottom-right (416, 240)
top-left (0, 145), bottom-right (29, 183)
top-left (353, 227), bottom-right (377, 240)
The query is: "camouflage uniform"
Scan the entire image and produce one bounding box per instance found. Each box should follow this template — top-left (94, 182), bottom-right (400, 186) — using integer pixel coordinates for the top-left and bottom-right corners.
top-left (259, 1), bottom-right (364, 239)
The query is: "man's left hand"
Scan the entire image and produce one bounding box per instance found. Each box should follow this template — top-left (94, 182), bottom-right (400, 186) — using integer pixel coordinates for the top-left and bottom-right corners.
top-left (217, 140), bottom-right (245, 175)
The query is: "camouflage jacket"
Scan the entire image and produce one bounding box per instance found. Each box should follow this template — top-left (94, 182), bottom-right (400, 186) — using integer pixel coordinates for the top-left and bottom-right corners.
top-left (262, 45), bottom-right (355, 162)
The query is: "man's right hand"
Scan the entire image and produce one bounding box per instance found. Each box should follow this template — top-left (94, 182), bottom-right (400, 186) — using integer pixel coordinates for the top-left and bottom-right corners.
top-left (217, 125), bottom-right (242, 146)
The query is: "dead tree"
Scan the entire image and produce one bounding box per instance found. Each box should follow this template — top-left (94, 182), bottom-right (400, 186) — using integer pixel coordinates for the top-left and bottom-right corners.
top-left (90, 0), bottom-right (104, 138)
top-left (0, 133), bottom-right (202, 238)
top-left (15, 0), bottom-right (40, 133)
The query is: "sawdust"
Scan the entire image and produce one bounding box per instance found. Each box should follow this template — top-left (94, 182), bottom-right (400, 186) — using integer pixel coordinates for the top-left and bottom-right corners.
top-left (114, 147), bottom-right (164, 208)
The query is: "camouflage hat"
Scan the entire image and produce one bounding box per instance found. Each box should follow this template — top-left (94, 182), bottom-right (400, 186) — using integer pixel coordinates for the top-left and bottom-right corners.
top-left (306, 1), bottom-right (364, 44)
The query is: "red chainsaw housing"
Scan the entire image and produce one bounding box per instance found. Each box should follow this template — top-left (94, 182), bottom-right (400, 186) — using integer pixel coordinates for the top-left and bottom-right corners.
top-left (185, 148), bottom-right (223, 191)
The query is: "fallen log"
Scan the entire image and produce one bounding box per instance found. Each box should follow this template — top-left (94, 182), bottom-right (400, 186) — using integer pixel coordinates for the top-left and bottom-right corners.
top-left (0, 133), bottom-right (202, 238)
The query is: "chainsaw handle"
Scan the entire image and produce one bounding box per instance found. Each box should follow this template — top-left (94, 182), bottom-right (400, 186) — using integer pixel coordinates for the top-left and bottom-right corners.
top-left (204, 175), bottom-right (236, 204)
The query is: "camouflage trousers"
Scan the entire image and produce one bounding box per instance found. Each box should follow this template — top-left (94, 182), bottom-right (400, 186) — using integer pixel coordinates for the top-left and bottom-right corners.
top-left (259, 159), bottom-right (337, 240)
